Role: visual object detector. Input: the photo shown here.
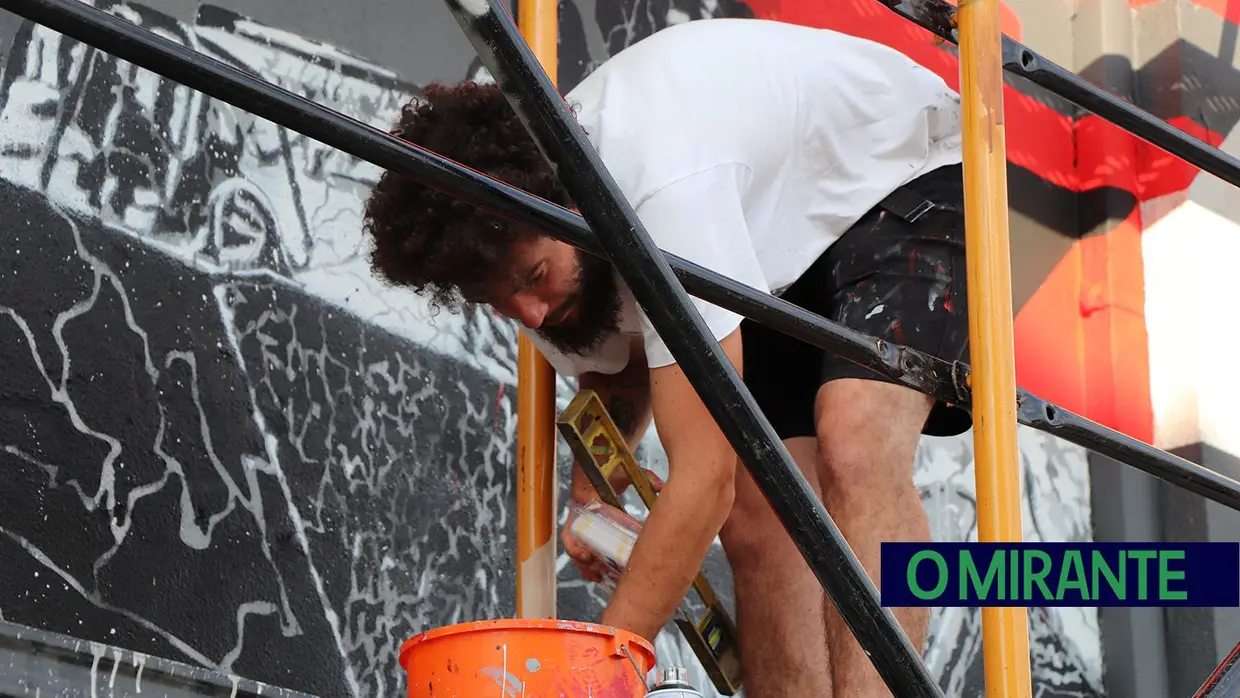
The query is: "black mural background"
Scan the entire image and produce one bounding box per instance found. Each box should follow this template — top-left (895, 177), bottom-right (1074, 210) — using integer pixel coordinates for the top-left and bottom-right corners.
top-left (0, 1), bottom-right (1102, 696)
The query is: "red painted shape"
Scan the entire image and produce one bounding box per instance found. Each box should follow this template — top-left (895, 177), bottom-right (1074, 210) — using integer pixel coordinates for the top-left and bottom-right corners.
top-left (1077, 219), bottom-right (1153, 440)
top-left (1066, 112), bottom-right (1153, 439)
top-left (1072, 114), bottom-right (1224, 203)
top-left (1081, 109), bottom-right (1155, 436)
top-left (1133, 117), bottom-right (1227, 203)
top-left (1013, 247), bottom-right (1087, 416)
top-left (1219, 0), bottom-right (1240, 24)
top-left (1127, 0), bottom-right (1240, 24)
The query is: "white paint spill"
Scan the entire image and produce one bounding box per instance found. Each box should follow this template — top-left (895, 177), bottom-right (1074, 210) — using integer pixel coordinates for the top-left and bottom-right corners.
top-left (865, 304), bottom-right (885, 319)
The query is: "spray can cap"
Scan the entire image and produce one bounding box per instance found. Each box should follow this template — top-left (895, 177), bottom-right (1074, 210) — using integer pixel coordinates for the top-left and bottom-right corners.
top-left (653, 666), bottom-right (692, 689)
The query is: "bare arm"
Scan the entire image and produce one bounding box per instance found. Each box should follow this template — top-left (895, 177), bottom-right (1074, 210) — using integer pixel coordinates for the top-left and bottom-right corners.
top-left (598, 328), bottom-right (741, 641)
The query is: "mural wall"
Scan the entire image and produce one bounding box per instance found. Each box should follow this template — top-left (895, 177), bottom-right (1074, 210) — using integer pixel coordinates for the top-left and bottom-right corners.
top-left (0, 0), bottom-right (1103, 696)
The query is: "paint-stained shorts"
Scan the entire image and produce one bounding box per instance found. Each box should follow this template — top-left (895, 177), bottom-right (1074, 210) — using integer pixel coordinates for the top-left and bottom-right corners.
top-left (740, 162), bottom-right (972, 439)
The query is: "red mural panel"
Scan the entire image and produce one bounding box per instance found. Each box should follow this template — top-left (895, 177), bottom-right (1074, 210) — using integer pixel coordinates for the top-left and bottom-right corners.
top-left (1013, 248), bottom-right (1087, 416)
top-left (1072, 114), bottom-right (1152, 440)
top-left (1132, 117), bottom-right (1227, 202)
top-left (1129, 0), bottom-right (1240, 24)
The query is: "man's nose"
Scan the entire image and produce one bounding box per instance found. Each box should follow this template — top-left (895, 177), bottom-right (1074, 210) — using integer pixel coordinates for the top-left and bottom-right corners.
top-left (509, 293), bottom-right (549, 329)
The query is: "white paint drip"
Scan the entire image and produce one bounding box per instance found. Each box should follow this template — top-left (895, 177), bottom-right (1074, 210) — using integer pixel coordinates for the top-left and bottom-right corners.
top-left (108, 648), bottom-right (121, 692)
top-left (133, 654), bottom-right (145, 693)
top-left (457, 0), bottom-right (493, 17)
top-left (89, 642), bottom-right (102, 698)
top-left (864, 304), bottom-right (885, 320)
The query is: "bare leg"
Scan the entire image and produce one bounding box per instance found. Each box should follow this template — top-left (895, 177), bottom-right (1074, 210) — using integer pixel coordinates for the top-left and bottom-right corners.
top-left (815, 379), bottom-right (933, 696)
top-left (720, 437), bottom-right (833, 698)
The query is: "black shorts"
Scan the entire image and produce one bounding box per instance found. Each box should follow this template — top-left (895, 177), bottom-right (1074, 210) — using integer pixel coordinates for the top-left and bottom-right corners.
top-left (740, 163), bottom-right (972, 439)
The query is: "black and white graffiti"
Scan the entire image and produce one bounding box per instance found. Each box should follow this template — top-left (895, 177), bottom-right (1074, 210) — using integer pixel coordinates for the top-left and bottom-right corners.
top-left (0, 1), bottom-right (1102, 696)
top-left (0, 4), bottom-right (522, 696)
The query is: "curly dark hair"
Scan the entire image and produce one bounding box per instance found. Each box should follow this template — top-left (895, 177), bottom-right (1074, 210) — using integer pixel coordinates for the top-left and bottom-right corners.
top-left (362, 81), bottom-right (572, 310)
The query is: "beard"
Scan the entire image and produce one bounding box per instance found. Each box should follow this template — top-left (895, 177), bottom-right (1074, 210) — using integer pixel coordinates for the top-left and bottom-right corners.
top-left (532, 248), bottom-right (623, 356)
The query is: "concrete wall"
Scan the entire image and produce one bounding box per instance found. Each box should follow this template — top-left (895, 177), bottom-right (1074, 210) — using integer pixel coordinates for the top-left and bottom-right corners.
top-left (0, 1), bottom-right (1130, 696)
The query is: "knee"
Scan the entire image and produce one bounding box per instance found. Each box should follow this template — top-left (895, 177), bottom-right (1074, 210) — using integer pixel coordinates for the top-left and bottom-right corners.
top-left (816, 419), bottom-right (890, 493)
top-left (814, 381), bottom-right (930, 492)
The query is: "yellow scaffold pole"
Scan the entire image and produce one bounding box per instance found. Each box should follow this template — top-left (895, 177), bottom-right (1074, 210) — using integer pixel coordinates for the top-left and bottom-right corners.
top-left (515, 0), bottom-right (560, 620)
top-left (955, 0), bottom-right (1034, 695)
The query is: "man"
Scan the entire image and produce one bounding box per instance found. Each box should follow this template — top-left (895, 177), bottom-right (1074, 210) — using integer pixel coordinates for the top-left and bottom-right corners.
top-left (363, 18), bottom-right (969, 697)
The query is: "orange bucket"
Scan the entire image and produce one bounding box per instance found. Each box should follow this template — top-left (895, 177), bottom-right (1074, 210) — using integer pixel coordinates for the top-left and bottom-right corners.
top-left (399, 618), bottom-right (657, 697)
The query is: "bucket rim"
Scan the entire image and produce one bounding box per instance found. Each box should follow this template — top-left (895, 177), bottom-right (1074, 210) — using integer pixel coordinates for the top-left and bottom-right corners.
top-left (398, 618), bottom-right (655, 666)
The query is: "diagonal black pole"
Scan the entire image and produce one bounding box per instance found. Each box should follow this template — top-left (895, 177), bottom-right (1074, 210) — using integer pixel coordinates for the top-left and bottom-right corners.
top-left (2, 0), bottom-right (1240, 603)
top-left (435, 0), bottom-right (942, 694)
top-left (1000, 40), bottom-right (1240, 189)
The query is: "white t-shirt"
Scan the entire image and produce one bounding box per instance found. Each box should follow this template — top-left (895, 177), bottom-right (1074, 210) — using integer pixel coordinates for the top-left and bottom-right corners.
top-left (523, 18), bottom-right (963, 377)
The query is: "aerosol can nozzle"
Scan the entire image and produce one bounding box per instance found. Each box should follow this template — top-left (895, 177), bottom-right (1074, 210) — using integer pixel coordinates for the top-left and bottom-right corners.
top-left (646, 665), bottom-right (703, 697)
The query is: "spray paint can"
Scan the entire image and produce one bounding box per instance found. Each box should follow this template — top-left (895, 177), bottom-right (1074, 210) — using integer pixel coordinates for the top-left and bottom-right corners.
top-left (646, 666), bottom-right (704, 697)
